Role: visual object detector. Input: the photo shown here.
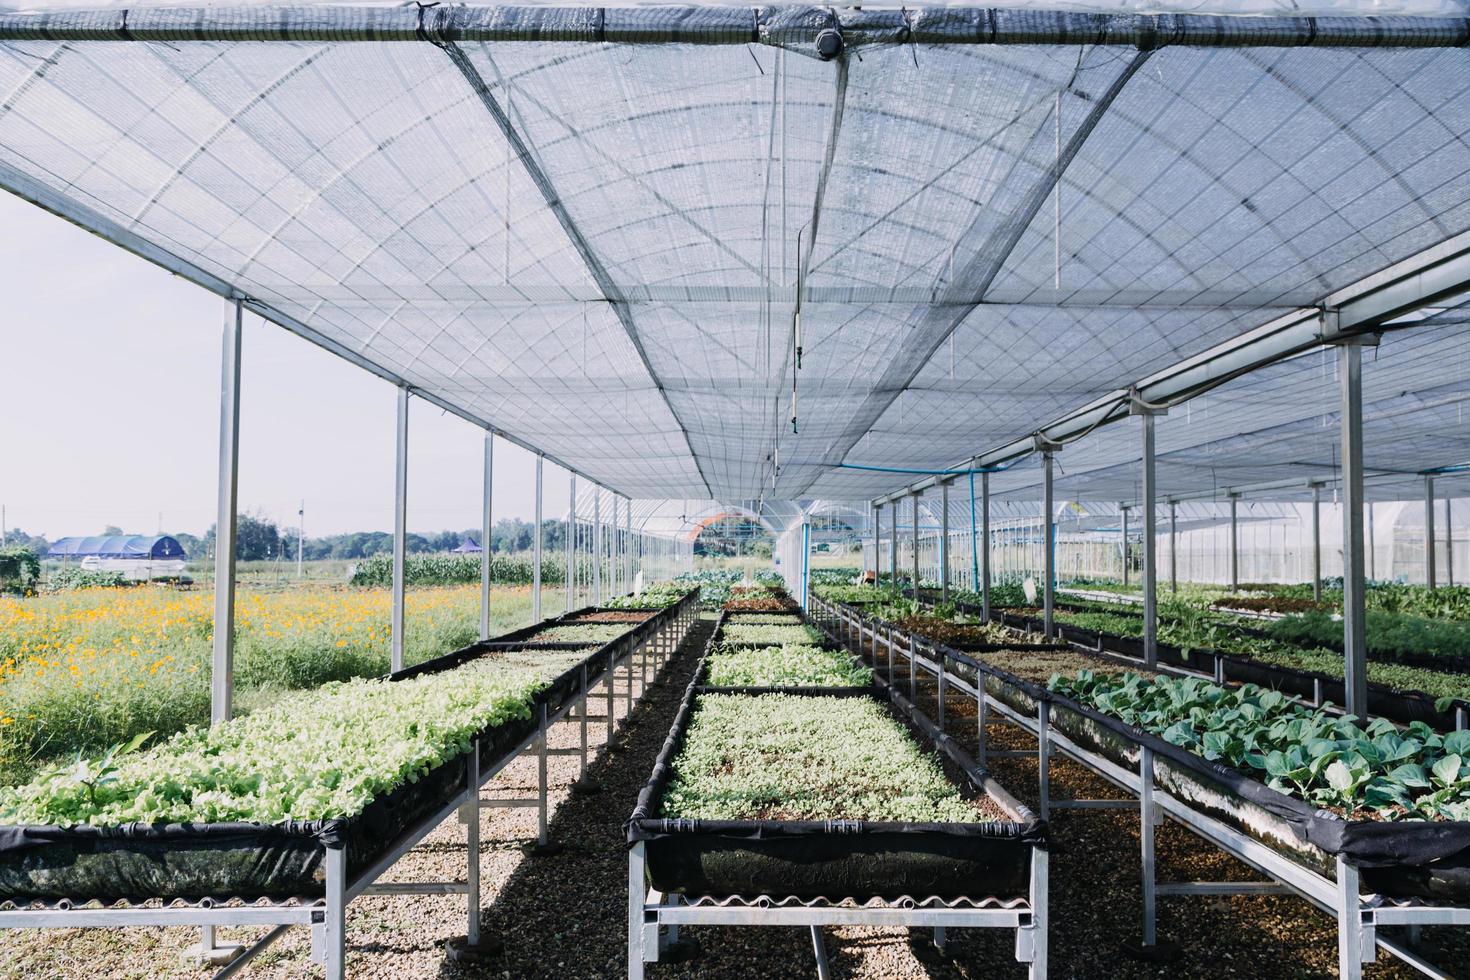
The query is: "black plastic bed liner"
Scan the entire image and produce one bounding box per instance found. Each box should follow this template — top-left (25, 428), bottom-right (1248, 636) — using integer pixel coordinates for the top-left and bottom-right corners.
top-left (0, 592), bottom-right (693, 904)
top-left (626, 674), bottom-right (1045, 902)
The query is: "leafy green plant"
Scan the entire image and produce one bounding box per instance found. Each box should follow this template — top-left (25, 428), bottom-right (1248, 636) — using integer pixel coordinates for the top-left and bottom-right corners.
top-left (47, 565), bottom-right (128, 591)
top-left (529, 623), bottom-right (629, 644)
top-left (0, 650), bottom-right (585, 827)
top-left (602, 584), bottom-right (687, 610)
top-left (718, 623), bottom-right (824, 647)
top-left (1269, 609), bottom-right (1470, 664)
top-left (1049, 670), bottom-right (1470, 821)
top-left (0, 548), bottom-right (41, 595)
top-left (705, 645), bottom-right (872, 688)
top-left (349, 552), bottom-right (566, 587)
top-left (725, 612), bottom-right (804, 625)
top-left (661, 693), bottom-right (980, 822)
top-left (811, 583), bottom-right (898, 605)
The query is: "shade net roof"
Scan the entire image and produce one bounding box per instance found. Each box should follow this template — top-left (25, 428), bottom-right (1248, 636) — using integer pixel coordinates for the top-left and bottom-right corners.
top-left (1, 3), bottom-right (1469, 508)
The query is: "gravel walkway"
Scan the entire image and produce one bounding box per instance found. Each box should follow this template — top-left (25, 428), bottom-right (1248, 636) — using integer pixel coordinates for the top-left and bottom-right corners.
top-left (3, 620), bottom-right (1465, 978)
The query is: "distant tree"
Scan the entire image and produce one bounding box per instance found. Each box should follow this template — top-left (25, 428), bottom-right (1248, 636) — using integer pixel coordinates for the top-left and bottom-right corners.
top-left (172, 531), bottom-right (203, 560)
top-left (102, 525), bottom-right (125, 536)
top-left (201, 512), bottom-right (282, 561)
top-left (2, 527), bottom-right (50, 555)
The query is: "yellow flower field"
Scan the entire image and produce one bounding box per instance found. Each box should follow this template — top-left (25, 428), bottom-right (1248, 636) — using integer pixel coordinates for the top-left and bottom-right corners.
top-left (0, 584), bottom-right (543, 785)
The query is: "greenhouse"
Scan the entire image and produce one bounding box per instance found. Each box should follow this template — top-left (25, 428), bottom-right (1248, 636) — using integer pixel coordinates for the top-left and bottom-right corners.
top-left (46, 534), bottom-right (187, 561)
top-left (3, 0), bottom-right (1470, 976)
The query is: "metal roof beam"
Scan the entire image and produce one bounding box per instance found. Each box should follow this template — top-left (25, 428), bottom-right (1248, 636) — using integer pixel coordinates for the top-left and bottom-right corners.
top-left (872, 228), bottom-right (1470, 508)
top-left (438, 38), bottom-right (713, 499)
top-left (2, 6), bottom-right (1468, 49)
top-left (800, 48), bottom-right (1152, 497)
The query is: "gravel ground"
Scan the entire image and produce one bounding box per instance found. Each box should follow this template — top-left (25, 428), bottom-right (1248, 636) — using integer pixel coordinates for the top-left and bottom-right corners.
top-left (4, 620), bottom-right (1465, 978)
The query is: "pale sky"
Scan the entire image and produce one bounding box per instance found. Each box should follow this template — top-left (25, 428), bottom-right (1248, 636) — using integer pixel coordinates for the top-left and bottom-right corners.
top-left (0, 192), bottom-right (566, 540)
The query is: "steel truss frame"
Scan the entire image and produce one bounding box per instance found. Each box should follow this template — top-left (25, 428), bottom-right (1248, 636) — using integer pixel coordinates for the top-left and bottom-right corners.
top-left (809, 596), bottom-right (1470, 980)
top-left (0, 593), bottom-right (699, 980)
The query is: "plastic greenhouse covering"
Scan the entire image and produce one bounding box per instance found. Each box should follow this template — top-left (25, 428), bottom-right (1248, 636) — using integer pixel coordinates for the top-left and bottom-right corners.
top-left (45, 534), bottom-right (188, 560)
top-left (0, 1), bottom-right (1468, 519)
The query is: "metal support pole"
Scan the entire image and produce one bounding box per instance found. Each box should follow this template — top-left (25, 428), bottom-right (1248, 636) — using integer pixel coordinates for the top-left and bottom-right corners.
top-left (1312, 483), bottom-right (1322, 602)
top-left (801, 520), bottom-right (812, 609)
top-left (1228, 493), bottom-right (1240, 591)
top-left (593, 488), bottom-right (603, 605)
top-left (211, 298), bottom-right (242, 726)
top-left (628, 843), bottom-right (646, 980)
top-left (1037, 701), bottom-right (1051, 821)
top-left (1042, 452), bottom-right (1055, 640)
top-left (606, 649), bottom-right (616, 744)
top-left (1368, 503), bottom-right (1376, 581)
top-left (536, 702), bottom-right (550, 847)
top-left (911, 491), bottom-right (921, 599)
top-left (1140, 747), bottom-right (1156, 947)
top-left (1426, 475), bottom-right (1437, 589)
top-left (1141, 413), bottom-right (1158, 667)
top-left (1169, 500), bottom-right (1178, 594)
top-left (1336, 855), bottom-right (1367, 980)
top-left (936, 653), bottom-right (948, 732)
top-left (940, 480), bottom-right (951, 601)
top-left (872, 503), bottom-right (882, 583)
top-left (578, 664), bottom-right (589, 782)
top-left (480, 432), bottom-right (493, 640)
top-left (1120, 505), bottom-right (1129, 587)
top-left (1448, 496), bottom-right (1455, 587)
top-left (976, 684), bottom-right (988, 768)
top-left (1340, 340), bottom-right (1369, 719)
top-left (464, 737), bottom-right (481, 948)
top-left (908, 636), bottom-right (918, 703)
top-left (532, 454), bottom-right (543, 622)
top-left (391, 386), bottom-right (409, 672)
top-left (889, 504), bottom-right (899, 590)
top-left (981, 472), bottom-right (992, 620)
top-left (625, 498), bottom-right (633, 591)
top-left (567, 474), bottom-right (577, 613)
top-left (324, 844), bottom-right (346, 980)
top-left (611, 495), bottom-right (620, 599)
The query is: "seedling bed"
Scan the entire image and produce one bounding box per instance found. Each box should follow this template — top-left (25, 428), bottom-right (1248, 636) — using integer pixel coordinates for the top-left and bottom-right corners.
top-left (628, 684), bottom-right (1043, 901)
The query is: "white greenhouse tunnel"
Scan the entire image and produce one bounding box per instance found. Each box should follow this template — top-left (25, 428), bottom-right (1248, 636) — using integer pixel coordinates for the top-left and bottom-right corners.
top-left (857, 497), bottom-right (1469, 591)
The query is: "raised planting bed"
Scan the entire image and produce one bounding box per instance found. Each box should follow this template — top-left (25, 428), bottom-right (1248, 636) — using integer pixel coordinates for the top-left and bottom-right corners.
top-left (701, 645), bottom-right (873, 689)
top-left (628, 687), bottom-right (1043, 901)
top-left (972, 659), bottom-right (1470, 902)
top-left (886, 615), bottom-right (1053, 651)
top-left (722, 598), bottom-right (799, 612)
top-left (990, 608), bottom-right (1470, 730)
top-left (811, 583), bottom-right (894, 606)
top-left (602, 585), bottom-right (688, 610)
top-left (716, 622), bottom-right (824, 647)
top-left (526, 623), bottom-right (631, 645)
top-left (563, 609), bottom-right (655, 624)
top-left (1268, 609), bottom-right (1470, 675)
top-left (0, 649), bottom-right (581, 902)
top-left (723, 612), bottom-right (804, 625)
